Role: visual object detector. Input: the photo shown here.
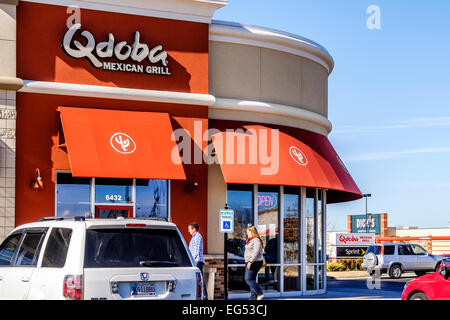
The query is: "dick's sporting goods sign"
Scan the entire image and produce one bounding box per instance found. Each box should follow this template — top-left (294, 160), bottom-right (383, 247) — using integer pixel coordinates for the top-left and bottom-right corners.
top-left (63, 24), bottom-right (171, 76)
top-left (351, 214), bottom-right (381, 234)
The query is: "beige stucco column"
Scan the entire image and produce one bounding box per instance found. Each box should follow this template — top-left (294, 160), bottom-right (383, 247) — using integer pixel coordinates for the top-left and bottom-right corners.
top-left (0, 0), bottom-right (22, 240)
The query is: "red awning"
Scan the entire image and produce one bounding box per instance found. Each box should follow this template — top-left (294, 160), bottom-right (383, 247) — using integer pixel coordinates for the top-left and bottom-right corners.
top-left (210, 123), bottom-right (362, 203)
top-left (59, 107), bottom-right (186, 180)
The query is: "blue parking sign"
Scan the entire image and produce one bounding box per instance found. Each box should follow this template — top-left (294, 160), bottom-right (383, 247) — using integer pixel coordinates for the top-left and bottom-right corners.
top-left (219, 209), bottom-right (234, 233)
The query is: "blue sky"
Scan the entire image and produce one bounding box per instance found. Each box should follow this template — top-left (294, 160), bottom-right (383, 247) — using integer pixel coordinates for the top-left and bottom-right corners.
top-left (213, 1), bottom-right (450, 231)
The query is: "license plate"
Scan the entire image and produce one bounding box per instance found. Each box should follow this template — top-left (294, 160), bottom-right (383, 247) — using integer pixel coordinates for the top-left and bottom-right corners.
top-left (131, 282), bottom-right (156, 296)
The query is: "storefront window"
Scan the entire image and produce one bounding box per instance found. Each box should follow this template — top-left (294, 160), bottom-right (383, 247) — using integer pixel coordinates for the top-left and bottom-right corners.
top-left (305, 188), bottom-right (317, 290)
top-left (227, 184), bottom-right (254, 293)
top-left (306, 188), bottom-right (316, 264)
top-left (224, 184), bottom-right (327, 297)
top-left (227, 184), bottom-right (254, 260)
top-left (317, 190), bottom-right (324, 263)
top-left (284, 266), bottom-right (301, 292)
top-left (136, 179), bottom-right (168, 219)
top-left (258, 186), bottom-right (280, 292)
top-left (95, 178), bottom-right (132, 203)
top-left (56, 173), bottom-right (169, 220)
top-left (283, 187), bottom-right (300, 264)
top-left (306, 265), bottom-right (317, 290)
top-left (56, 173), bottom-right (91, 217)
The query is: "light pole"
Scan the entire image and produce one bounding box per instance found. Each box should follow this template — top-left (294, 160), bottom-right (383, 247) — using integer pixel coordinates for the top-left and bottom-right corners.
top-left (363, 194), bottom-right (372, 233)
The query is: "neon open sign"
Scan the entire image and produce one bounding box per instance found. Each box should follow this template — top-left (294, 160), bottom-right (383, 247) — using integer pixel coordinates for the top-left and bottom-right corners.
top-left (257, 194), bottom-right (278, 210)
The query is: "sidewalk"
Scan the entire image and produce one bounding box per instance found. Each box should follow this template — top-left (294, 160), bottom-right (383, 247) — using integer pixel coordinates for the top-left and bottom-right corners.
top-left (282, 289), bottom-right (401, 300)
top-left (327, 270), bottom-right (416, 279)
top-left (327, 270), bottom-right (369, 279)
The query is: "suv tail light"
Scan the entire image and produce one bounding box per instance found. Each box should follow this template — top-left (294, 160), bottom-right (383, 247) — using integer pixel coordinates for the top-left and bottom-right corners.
top-left (63, 275), bottom-right (83, 300)
top-left (381, 245), bottom-right (385, 255)
top-left (196, 271), bottom-right (203, 300)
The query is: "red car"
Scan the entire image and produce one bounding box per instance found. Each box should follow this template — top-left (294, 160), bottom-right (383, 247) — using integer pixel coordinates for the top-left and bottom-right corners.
top-left (402, 259), bottom-right (450, 300)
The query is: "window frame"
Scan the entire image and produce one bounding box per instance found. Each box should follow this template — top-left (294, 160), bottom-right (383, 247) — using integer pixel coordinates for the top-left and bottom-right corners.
top-left (226, 184), bottom-right (327, 297)
top-left (13, 228), bottom-right (48, 268)
top-left (55, 170), bottom-right (171, 221)
top-left (0, 231), bottom-right (25, 267)
top-left (411, 244), bottom-right (428, 256)
top-left (398, 245), bottom-right (413, 256)
top-left (40, 227), bottom-right (73, 269)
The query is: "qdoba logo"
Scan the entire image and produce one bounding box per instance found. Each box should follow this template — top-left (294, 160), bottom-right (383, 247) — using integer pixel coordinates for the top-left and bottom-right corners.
top-left (339, 234), bottom-right (360, 244)
top-left (289, 146), bottom-right (308, 166)
top-left (110, 133), bottom-right (136, 154)
top-left (62, 23), bottom-right (171, 76)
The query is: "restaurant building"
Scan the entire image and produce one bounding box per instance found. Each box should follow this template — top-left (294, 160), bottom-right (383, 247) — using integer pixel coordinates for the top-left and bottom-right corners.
top-left (0, 0), bottom-right (362, 297)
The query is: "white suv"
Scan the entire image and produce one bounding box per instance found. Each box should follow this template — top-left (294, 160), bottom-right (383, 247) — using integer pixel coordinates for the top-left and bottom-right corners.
top-left (362, 243), bottom-right (444, 279)
top-left (0, 217), bottom-right (203, 300)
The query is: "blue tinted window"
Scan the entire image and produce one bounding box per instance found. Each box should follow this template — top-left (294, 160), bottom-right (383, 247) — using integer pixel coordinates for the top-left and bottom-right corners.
top-left (16, 232), bottom-right (46, 266)
top-left (95, 178), bottom-right (132, 203)
top-left (0, 234), bottom-right (22, 266)
top-left (56, 173), bottom-right (91, 217)
top-left (136, 180), bottom-right (168, 219)
top-left (227, 185), bottom-right (254, 259)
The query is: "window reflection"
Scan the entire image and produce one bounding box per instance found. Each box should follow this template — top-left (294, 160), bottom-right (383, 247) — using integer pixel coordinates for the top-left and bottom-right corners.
top-left (227, 185), bottom-right (254, 294)
top-left (284, 188), bottom-right (300, 264)
top-left (284, 266), bottom-right (301, 292)
top-left (258, 186), bottom-right (279, 292)
top-left (56, 173), bottom-right (91, 217)
top-left (95, 178), bottom-right (132, 203)
top-left (317, 191), bottom-right (323, 263)
top-left (227, 185), bottom-right (253, 260)
top-left (306, 188), bottom-right (316, 264)
top-left (136, 179), bottom-right (168, 219)
top-left (306, 265), bottom-right (317, 290)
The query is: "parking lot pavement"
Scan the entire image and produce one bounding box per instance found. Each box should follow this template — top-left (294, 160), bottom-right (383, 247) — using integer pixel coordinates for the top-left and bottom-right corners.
top-left (283, 273), bottom-right (417, 300)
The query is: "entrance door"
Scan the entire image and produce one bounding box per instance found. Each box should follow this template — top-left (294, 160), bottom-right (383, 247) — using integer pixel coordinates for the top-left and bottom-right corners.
top-left (95, 206), bottom-right (133, 219)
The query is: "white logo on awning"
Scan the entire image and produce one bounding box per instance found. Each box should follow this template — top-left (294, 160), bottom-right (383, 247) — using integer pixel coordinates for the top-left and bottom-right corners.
top-left (110, 133), bottom-right (136, 154)
top-left (289, 146), bottom-right (308, 166)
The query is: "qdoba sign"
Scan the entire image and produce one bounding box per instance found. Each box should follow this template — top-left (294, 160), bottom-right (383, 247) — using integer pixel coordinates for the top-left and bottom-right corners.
top-left (62, 23), bottom-right (171, 76)
top-left (329, 233), bottom-right (375, 259)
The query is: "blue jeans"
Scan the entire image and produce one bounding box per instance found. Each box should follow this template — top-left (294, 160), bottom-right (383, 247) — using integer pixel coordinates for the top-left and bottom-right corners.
top-left (245, 260), bottom-right (263, 299)
top-left (197, 261), bottom-right (208, 300)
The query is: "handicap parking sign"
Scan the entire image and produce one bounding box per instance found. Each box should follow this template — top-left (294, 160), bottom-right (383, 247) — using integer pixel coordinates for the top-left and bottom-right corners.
top-left (223, 221), bottom-right (231, 230)
top-left (219, 209), bottom-right (234, 233)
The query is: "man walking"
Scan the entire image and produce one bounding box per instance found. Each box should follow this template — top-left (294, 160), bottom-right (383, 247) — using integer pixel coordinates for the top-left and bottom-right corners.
top-left (188, 222), bottom-right (207, 299)
top-left (188, 222), bottom-right (205, 271)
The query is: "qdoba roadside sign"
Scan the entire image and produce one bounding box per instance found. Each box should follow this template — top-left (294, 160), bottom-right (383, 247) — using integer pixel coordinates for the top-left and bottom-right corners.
top-left (329, 233), bottom-right (375, 259)
top-left (62, 23), bottom-right (171, 76)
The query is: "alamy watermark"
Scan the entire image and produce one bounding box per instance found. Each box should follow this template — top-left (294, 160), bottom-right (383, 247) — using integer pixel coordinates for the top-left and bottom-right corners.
top-left (367, 5), bottom-right (381, 30)
top-left (170, 121), bottom-right (281, 176)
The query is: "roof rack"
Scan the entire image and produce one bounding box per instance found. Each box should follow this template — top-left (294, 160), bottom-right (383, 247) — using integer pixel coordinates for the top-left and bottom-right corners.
top-left (120, 217), bottom-right (169, 222)
top-left (36, 216), bottom-right (86, 222)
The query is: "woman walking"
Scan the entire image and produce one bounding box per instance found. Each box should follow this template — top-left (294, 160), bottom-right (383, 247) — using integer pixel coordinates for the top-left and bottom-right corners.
top-left (244, 226), bottom-right (264, 300)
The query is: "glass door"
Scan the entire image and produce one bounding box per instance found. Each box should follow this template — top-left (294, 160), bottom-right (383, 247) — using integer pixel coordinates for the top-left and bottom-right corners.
top-left (302, 188), bottom-right (326, 295)
top-left (95, 205), bottom-right (133, 218)
top-left (257, 186), bottom-right (280, 294)
top-left (282, 187), bottom-right (302, 295)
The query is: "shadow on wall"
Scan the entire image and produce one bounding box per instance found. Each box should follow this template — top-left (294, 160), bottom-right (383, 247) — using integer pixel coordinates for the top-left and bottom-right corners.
top-left (169, 116), bottom-right (208, 251)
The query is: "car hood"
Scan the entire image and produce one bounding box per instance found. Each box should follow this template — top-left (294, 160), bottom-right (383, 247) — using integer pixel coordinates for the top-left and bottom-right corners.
top-left (411, 272), bottom-right (437, 283)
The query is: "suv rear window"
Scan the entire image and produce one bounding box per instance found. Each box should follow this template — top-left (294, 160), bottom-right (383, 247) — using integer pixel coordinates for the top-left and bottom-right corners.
top-left (366, 245), bottom-right (381, 255)
top-left (42, 228), bottom-right (73, 268)
top-left (383, 245), bottom-right (395, 255)
top-left (84, 228), bottom-right (191, 268)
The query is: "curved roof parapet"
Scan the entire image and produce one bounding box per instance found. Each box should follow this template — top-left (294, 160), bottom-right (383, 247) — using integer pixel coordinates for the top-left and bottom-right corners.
top-left (210, 20), bottom-right (334, 74)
